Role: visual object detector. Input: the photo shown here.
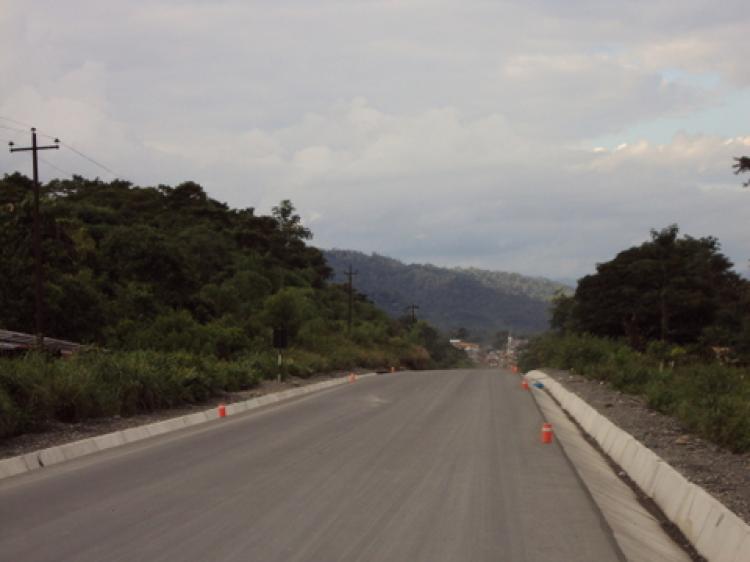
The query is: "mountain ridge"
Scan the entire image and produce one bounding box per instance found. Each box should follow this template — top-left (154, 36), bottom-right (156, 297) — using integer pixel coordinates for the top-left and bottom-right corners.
top-left (323, 249), bottom-right (572, 340)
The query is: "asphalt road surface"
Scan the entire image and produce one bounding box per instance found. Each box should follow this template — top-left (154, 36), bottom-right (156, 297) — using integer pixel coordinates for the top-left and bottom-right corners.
top-left (0, 370), bottom-right (624, 561)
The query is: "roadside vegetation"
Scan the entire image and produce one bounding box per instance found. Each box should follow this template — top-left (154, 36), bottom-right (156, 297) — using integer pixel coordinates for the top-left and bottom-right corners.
top-left (520, 225), bottom-right (750, 453)
top-left (0, 173), bottom-right (467, 439)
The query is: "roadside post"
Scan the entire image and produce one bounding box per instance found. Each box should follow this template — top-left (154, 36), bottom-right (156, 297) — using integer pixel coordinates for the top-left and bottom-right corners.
top-left (273, 327), bottom-right (288, 382)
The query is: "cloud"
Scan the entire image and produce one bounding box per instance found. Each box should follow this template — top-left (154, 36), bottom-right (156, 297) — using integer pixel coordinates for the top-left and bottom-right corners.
top-left (0, 0), bottom-right (748, 279)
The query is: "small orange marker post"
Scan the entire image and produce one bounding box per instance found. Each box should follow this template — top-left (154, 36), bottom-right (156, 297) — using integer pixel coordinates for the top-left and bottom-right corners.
top-left (218, 404), bottom-right (226, 418)
top-left (521, 379), bottom-right (529, 390)
top-left (541, 423), bottom-right (553, 444)
top-left (348, 372), bottom-right (356, 383)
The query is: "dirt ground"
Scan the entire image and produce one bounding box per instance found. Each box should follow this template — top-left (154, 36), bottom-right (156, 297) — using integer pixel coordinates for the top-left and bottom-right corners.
top-left (0, 369), bottom-right (373, 461)
top-left (542, 368), bottom-right (750, 525)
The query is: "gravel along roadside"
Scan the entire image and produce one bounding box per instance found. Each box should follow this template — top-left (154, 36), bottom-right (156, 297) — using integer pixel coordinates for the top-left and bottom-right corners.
top-left (0, 370), bottom-right (371, 461)
top-left (542, 368), bottom-right (750, 525)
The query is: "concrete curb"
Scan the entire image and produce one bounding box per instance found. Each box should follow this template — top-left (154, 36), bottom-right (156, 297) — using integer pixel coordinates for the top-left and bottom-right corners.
top-left (0, 371), bottom-right (379, 483)
top-left (525, 370), bottom-right (750, 562)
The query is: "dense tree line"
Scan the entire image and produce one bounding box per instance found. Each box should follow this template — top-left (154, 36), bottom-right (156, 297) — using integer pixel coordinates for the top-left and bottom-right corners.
top-left (551, 225), bottom-right (750, 360)
top-left (0, 173), bottom-right (463, 369)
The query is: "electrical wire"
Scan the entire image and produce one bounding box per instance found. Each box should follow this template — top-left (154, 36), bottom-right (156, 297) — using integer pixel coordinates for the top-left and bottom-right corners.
top-left (56, 141), bottom-right (121, 178)
top-left (0, 115), bottom-right (124, 180)
top-left (39, 156), bottom-right (74, 179)
top-left (0, 124), bottom-right (27, 135)
top-left (0, 115), bottom-right (32, 129)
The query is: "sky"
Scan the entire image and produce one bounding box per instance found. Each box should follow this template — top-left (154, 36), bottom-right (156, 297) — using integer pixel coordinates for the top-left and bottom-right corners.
top-left (1, 0), bottom-right (748, 281)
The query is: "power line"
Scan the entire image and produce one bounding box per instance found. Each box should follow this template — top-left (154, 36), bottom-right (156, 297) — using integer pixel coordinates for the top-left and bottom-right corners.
top-left (39, 155), bottom-right (74, 179)
top-left (0, 116), bottom-right (122, 179)
top-left (0, 115), bottom-right (33, 129)
top-left (57, 141), bottom-right (120, 178)
top-left (33, 128), bottom-right (121, 178)
top-left (0, 124), bottom-right (28, 135)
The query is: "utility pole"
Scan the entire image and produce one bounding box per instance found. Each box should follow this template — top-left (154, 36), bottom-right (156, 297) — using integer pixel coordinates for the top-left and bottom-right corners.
top-left (344, 264), bottom-right (358, 334)
top-left (506, 332), bottom-right (513, 358)
top-left (405, 303), bottom-right (420, 323)
top-left (9, 128), bottom-right (60, 349)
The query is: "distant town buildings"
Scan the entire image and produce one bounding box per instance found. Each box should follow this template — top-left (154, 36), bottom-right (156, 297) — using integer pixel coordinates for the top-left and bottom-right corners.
top-left (450, 336), bottom-right (528, 367)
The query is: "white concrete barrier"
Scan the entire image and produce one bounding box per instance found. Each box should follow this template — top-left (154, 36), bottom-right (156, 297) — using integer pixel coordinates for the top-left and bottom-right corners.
top-left (120, 425), bottom-right (152, 444)
top-left (145, 417), bottom-right (187, 437)
top-left (204, 408), bottom-right (220, 421)
top-left (608, 433), bottom-right (635, 464)
top-left (651, 462), bottom-right (693, 522)
top-left (732, 529), bottom-right (750, 562)
top-left (59, 438), bottom-right (100, 461)
top-left (226, 402), bottom-right (247, 415)
top-left (600, 423), bottom-right (630, 458)
top-left (580, 408), bottom-right (602, 435)
top-left (591, 416), bottom-right (615, 445)
top-left (22, 452), bottom-right (42, 471)
top-left (696, 498), bottom-right (748, 562)
top-left (0, 456), bottom-right (31, 479)
top-left (92, 431), bottom-right (125, 451)
top-left (533, 369), bottom-right (750, 562)
top-left (37, 446), bottom-right (66, 467)
top-left (242, 397), bottom-right (263, 411)
top-left (182, 412), bottom-right (209, 427)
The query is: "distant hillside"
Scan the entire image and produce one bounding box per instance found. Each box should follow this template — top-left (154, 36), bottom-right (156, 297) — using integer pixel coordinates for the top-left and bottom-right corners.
top-left (454, 267), bottom-right (572, 302)
top-left (323, 250), bottom-right (573, 340)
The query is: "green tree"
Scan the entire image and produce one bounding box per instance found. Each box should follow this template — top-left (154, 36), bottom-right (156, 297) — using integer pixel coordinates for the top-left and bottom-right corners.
top-left (549, 291), bottom-right (578, 334)
top-left (0, 173), bottom-right (463, 370)
top-left (271, 199), bottom-right (312, 243)
top-left (573, 225), bottom-right (745, 347)
top-left (733, 156), bottom-right (750, 187)
top-left (261, 287), bottom-right (314, 340)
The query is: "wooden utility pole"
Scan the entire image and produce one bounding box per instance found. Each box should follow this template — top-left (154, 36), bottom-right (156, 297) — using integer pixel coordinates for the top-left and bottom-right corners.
top-left (405, 303), bottom-right (420, 323)
top-left (9, 128), bottom-right (60, 349)
top-left (344, 264), bottom-right (358, 334)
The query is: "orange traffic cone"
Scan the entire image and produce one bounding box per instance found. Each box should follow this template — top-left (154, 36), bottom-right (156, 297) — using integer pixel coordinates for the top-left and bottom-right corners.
top-left (541, 422), bottom-right (553, 444)
top-left (348, 372), bottom-right (356, 383)
top-left (218, 404), bottom-right (227, 418)
top-left (521, 379), bottom-right (529, 390)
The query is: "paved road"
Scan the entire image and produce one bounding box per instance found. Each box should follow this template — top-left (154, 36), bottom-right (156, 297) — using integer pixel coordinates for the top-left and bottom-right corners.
top-left (0, 370), bottom-right (624, 561)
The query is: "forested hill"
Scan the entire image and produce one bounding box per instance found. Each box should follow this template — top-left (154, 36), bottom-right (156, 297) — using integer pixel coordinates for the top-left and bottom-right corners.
top-left (324, 250), bottom-right (572, 339)
top-left (0, 173), bottom-right (465, 371)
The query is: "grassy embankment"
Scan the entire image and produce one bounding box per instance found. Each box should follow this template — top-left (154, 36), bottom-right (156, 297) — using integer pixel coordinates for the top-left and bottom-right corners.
top-left (519, 333), bottom-right (750, 453)
top-left (0, 339), bottom-right (431, 440)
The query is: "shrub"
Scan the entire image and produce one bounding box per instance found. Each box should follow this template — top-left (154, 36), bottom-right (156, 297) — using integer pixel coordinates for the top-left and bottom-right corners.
top-left (520, 333), bottom-right (750, 453)
top-left (0, 350), bottom-right (262, 439)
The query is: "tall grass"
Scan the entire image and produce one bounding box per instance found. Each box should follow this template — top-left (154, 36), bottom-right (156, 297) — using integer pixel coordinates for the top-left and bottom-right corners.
top-left (0, 339), bottom-right (433, 440)
top-left (0, 351), bottom-right (262, 439)
top-left (520, 333), bottom-right (750, 453)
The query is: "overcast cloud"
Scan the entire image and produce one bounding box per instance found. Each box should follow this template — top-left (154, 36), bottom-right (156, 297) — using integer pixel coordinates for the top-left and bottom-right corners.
top-left (1, 0), bottom-right (748, 280)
